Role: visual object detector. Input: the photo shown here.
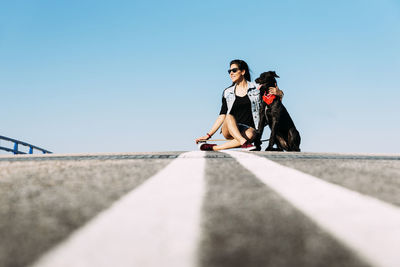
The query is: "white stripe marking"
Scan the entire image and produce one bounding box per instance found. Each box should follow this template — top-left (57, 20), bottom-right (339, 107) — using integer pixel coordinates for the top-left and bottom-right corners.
top-left (31, 151), bottom-right (206, 267)
top-left (225, 151), bottom-right (400, 267)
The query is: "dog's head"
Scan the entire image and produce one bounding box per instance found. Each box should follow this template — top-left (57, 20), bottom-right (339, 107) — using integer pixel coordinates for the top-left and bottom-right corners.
top-left (255, 71), bottom-right (280, 93)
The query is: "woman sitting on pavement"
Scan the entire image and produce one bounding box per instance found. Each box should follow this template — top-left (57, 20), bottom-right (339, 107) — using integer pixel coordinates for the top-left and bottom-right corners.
top-left (195, 59), bottom-right (283, 151)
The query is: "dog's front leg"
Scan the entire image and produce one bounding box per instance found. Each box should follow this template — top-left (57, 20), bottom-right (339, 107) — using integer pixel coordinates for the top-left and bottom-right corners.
top-left (266, 113), bottom-right (278, 151)
top-left (254, 104), bottom-right (267, 150)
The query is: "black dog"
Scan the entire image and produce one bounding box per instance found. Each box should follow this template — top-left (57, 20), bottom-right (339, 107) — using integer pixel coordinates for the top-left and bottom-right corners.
top-left (254, 71), bottom-right (301, 151)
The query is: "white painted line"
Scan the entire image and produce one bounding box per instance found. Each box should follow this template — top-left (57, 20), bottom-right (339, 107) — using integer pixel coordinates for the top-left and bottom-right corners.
top-left (224, 151), bottom-right (400, 267)
top-left (30, 151), bottom-right (206, 267)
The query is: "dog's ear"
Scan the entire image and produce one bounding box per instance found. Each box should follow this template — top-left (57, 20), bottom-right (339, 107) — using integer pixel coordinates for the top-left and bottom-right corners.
top-left (272, 71), bottom-right (280, 78)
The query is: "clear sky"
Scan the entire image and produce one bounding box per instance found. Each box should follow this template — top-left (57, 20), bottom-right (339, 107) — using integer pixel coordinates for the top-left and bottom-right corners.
top-left (1, 0), bottom-right (399, 154)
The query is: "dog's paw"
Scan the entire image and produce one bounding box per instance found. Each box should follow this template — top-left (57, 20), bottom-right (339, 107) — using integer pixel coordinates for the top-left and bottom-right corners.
top-left (265, 146), bottom-right (274, 151)
top-left (253, 145), bottom-right (262, 151)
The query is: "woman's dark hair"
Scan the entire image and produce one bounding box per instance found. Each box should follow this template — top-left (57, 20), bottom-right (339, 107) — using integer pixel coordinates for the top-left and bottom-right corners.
top-left (230, 59), bottom-right (251, 83)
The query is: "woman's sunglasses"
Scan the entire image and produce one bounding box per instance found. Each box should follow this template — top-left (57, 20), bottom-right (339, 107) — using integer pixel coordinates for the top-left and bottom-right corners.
top-left (228, 68), bottom-right (240, 74)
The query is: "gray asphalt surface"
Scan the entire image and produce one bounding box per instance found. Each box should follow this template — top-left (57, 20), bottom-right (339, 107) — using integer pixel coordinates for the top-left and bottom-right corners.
top-left (200, 157), bottom-right (370, 267)
top-left (0, 155), bottom-right (174, 267)
top-left (0, 151), bottom-right (398, 267)
top-left (254, 152), bottom-right (400, 207)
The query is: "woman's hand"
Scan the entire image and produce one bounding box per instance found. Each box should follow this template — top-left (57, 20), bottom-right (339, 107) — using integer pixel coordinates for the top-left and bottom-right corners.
top-left (268, 85), bottom-right (279, 95)
top-left (268, 84), bottom-right (284, 99)
top-left (195, 135), bottom-right (210, 144)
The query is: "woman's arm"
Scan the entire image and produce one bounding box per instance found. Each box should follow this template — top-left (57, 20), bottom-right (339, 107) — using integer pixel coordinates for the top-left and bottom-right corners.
top-left (195, 114), bottom-right (226, 143)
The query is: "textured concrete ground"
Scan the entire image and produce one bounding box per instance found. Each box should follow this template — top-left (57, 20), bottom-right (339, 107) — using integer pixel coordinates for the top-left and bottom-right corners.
top-left (0, 154), bottom-right (174, 267)
top-left (200, 157), bottom-right (369, 267)
top-left (266, 156), bottom-right (400, 206)
top-left (0, 151), bottom-right (398, 267)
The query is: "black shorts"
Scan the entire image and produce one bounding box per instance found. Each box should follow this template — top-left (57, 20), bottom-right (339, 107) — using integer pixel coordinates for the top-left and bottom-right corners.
top-left (237, 123), bottom-right (253, 133)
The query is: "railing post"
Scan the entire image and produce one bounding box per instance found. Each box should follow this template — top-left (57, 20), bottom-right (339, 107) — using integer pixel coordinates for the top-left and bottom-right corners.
top-left (29, 146), bottom-right (33, 154)
top-left (13, 142), bottom-right (18, 154)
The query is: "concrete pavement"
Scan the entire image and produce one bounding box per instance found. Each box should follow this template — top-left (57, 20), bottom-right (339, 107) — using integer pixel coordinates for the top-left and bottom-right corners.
top-left (0, 151), bottom-right (399, 267)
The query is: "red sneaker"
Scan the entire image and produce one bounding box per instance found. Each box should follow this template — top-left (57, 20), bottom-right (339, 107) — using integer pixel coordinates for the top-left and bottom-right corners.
top-left (240, 142), bottom-right (256, 151)
top-left (198, 143), bottom-right (217, 151)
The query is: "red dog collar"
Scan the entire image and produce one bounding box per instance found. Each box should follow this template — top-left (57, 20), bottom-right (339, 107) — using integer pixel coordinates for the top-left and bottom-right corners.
top-left (263, 93), bottom-right (276, 105)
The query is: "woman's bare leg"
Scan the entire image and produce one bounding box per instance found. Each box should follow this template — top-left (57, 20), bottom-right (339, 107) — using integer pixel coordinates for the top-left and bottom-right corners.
top-left (213, 139), bottom-right (242, 150)
top-left (213, 115), bottom-right (256, 151)
top-left (225, 115), bottom-right (247, 144)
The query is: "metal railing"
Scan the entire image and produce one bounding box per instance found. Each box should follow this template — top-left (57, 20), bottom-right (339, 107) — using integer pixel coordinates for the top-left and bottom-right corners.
top-left (0, 135), bottom-right (52, 155)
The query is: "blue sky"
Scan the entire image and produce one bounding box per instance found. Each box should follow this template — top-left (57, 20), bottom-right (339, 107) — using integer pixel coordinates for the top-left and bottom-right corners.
top-left (1, 0), bottom-right (399, 154)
